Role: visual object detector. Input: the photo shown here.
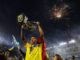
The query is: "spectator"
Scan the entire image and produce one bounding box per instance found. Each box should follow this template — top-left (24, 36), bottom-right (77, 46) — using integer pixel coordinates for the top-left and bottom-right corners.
top-left (53, 54), bottom-right (63, 60)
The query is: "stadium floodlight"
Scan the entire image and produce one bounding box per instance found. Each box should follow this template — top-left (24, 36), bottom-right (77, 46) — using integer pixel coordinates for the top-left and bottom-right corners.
top-left (69, 39), bottom-right (76, 44)
top-left (59, 42), bottom-right (67, 46)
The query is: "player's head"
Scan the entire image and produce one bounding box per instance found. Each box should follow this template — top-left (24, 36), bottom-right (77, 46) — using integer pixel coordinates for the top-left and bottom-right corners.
top-left (30, 36), bottom-right (37, 44)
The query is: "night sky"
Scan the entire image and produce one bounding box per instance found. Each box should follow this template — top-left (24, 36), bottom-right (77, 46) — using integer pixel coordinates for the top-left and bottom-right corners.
top-left (0, 0), bottom-right (80, 47)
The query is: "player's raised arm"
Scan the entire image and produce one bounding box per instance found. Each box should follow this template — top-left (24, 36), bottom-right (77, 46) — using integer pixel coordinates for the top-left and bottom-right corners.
top-left (37, 22), bottom-right (44, 38)
top-left (20, 25), bottom-right (27, 45)
top-left (36, 22), bottom-right (45, 44)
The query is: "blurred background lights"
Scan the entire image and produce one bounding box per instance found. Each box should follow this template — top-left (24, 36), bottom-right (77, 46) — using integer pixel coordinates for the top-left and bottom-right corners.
top-left (59, 42), bottom-right (67, 46)
top-left (69, 39), bottom-right (76, 44)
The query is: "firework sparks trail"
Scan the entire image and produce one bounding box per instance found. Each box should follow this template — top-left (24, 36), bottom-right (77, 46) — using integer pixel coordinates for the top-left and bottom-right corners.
top-left (50, 4), bottom-right (69, 19)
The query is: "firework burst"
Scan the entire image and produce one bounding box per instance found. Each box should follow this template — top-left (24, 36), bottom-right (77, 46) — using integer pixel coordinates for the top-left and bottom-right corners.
top-left (50, 4), bottom-right (69, 20)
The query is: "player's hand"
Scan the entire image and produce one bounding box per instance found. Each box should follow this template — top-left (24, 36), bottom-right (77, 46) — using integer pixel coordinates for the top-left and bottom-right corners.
top-left (21, 25), bottom-right (24, 29)
top-left (36, 21), bottom-right (40, 25)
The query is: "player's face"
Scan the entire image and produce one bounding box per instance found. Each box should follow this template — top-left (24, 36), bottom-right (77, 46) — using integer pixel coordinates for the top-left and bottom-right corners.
top-left (30, 37), bottom-right (37, 44)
